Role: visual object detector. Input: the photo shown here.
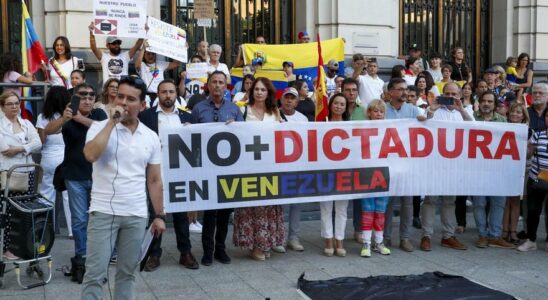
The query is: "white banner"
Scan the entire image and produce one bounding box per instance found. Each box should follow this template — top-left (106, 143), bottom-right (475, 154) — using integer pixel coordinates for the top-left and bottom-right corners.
top-left (93, 0), bottom-right (147, 38)
top-left (160, 120), bottom-right (528, 213)
top-left (186, 63), bottom-right (209, 79)
top-left (146, 17), bottom-right (188, 63)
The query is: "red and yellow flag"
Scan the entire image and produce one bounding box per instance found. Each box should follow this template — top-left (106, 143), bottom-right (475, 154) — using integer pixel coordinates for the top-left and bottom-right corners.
top-left (314, 34), bottom-right (329, 122)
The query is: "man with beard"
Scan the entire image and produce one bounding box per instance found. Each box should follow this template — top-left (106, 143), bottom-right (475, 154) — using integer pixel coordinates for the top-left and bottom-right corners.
top-left (138, 79), bottom-right (198, 271)
top-left (88, 22), bottom-right (144, 84)
top-left (471, 91), bottom-right (514, 249)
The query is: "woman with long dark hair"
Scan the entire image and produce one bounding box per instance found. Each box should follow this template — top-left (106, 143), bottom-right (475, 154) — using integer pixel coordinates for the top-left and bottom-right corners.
top-left (47, 36), bottom-right (83, 88)
top-left (320, 93), bottom-right (350, 257)
top-left (449, 47), bottom-right (472, 84)
top-left (233, 77), bottom-right (285, 261)
top-left (295, 79), bottom-right (315, 121)
top-left (36, 86), bottom-right (72, 238)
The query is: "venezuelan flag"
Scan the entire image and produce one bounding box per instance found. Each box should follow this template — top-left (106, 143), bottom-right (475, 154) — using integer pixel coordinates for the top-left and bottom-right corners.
top-left (241, 38), bottom-right (345, 91)
top-left (21, 0), bottom-right (47, 120)
top-left (230, 68), bottom-right (289, 99)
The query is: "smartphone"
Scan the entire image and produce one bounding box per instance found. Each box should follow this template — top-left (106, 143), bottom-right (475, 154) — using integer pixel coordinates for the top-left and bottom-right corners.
top-left (181, 63), bottom-right (187, 72)
top-left (70, 95), bottom-right (81, 115)
top-left (437, 96), bottom-right (454, 106)
top-left (77, 59), bottom-right (85, 71)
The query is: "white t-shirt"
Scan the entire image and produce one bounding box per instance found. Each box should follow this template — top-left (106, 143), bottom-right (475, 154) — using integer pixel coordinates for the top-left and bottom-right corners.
top-left (185, 80), bottom-right (205, 101)
top-left (207, 62), bottom-right (230, 78)
top-left (36, 113), bottom-right (65, 157)
top-left (283, 110), bottom-right (308, 122)
top-left (427, 68), bottom-right (443, 83)
top-left (404, 75), bottom-right (417, 87)
top-left (138, 60), bottom-right (169, 94)
top-left (326, 76), bottom-right (337, 97)
top-left (358, 74), bottom-right (384, 106)
top-left (86, 120), bottom-right (161, 218)
top-left (100, 51), bottom-right (131, 83)
top-left (432, 107), bottom-right (473, 121)
top-left (48, 57), bottom-right (80, 88)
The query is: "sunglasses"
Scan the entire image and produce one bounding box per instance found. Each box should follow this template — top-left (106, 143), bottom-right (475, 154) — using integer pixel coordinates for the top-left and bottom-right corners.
top-left (78, 91), bottom-right (96, 97)
top-left (109, 41), bottom-right (121, 46)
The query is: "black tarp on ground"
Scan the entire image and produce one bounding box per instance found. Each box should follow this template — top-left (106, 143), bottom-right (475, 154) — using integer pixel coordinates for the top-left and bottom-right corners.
top-left (297, 271), bottom-right (517, 300)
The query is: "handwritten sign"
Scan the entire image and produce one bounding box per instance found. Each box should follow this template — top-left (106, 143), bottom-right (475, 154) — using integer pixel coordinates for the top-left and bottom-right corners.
top-left (186, 63), bottom-right (209, 79)
top-left (194, 0), bottom-right (215, 19)
top-left (93, 0), bottom-right (147, 38)
top-left (146, 16), bottom-right (188, 63)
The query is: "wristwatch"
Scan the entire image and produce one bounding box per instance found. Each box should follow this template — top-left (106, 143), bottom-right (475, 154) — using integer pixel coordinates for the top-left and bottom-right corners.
top-left (155, 214), bottom-right (166, 222)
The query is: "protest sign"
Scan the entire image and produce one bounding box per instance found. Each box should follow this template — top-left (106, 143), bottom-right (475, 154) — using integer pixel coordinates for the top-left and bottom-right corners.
top-left (160, 120), bottom-right (528, 213)
top-left (93, 0), bottom-right (147, 38)
top-left (194, 0), bottom-right (215, 19)
top-left (146, 16), bottom-right (188, 63)
top-left (186, 63), bottom-right (209, 79)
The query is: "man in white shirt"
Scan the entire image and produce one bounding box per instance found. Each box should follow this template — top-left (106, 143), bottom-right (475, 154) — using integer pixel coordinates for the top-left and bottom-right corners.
top-left (419, 82), bottom-right (471, 252)
top-left (88, 22), bottom-right (143, 84)
top-left (81, 77), bottom-right (165, 299)
top-left (351, 55), bottom-right (384, 106)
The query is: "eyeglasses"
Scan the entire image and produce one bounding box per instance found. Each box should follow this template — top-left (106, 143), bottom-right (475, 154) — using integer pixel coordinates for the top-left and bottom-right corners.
top-left (78, 91), bottom-right (96, 97)
top-left (213, 107), bottom-right (219, 122)
top-left (3, 101), bottom-right (19, 107)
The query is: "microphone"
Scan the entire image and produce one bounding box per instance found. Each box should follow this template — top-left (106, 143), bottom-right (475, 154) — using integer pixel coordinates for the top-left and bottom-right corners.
top-left (113, 111), bottom-right (121, 119)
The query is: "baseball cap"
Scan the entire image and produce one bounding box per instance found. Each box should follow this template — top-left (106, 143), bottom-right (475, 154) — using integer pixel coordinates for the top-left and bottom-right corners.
top-left (106, 36), bottom-right (122, 44)
top-left (485, 67), bottom-right (498, 74)
top-left (298, 31), bottom-right (309, 39)
top-left (282, 87), bottom-right (298, 97)
top-left (327, 59), bottom-right (339, 69)
top-left (282, 61), bottom-right (294, 68)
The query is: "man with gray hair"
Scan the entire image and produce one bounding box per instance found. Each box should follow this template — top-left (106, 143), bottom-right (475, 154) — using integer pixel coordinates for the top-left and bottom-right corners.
top-left (528, 82), bottom-right (548, 131)
top-left (207, 44), bottom-right (231, 84)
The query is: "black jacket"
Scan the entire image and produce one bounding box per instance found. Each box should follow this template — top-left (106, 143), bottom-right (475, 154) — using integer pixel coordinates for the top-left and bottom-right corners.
top-left (139, 106), bottom-right (195, 134)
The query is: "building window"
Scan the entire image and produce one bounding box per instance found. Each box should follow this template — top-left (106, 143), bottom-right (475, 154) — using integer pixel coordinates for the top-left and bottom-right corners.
top-left (1, 0), bottom-right (24, 55)
top-left (400, 0), bottom-right (490, 78)
top-left (161, 0), bottom-right (294, 65)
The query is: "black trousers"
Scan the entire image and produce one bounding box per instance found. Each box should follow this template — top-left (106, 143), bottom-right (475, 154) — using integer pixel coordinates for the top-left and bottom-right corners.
top-left (201, 209), bottom-right (232, 255)
top-left (455, 196), bottom-right (468, 227)
top-left (526, 179), bottom-right (548, 242)
top-left (413, 196), bottom-right (421, 218)
top-left (147, 201), bottom-right (191, 257)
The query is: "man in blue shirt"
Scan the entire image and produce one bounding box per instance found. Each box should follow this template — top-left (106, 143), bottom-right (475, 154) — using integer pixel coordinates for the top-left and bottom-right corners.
top-left (191, 71), bottom-right (244, 266)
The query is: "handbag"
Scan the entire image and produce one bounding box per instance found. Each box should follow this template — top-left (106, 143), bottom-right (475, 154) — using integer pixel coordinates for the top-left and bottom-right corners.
top-left (0, 170), bottom-right (30, 193)
top-left (53, 162), bottom-right (66, 192)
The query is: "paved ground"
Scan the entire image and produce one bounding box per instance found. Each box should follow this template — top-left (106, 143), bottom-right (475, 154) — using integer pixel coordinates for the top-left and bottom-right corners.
top-left (1, 213), bottom-right (547, 300)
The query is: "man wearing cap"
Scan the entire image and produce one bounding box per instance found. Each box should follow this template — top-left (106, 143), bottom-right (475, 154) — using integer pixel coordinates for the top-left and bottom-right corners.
top-left (351, 54), bottom-right (384, 107)
top-left (326, 59), bottom-right (339, 97)
top-left (484, 67), bottom-right (504, 98)
top-left (298, 31), bottom-right (311, 43)
top-left (88, 22), bottom-right (144, 84)
top-left (278, 87), bottom-right (308, 251)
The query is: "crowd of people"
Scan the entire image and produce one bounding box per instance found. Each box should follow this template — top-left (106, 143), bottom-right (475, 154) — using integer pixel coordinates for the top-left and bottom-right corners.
top-left (1, 27), bottom-right (548, 297)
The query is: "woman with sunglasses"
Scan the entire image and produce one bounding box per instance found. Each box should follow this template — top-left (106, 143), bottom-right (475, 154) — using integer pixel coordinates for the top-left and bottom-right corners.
top-left (0, 92), bottom-right (42, 260)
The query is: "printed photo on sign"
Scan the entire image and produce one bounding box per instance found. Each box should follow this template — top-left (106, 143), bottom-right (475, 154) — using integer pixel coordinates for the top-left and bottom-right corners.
top-left (93, 0), bottom-right (147, 38)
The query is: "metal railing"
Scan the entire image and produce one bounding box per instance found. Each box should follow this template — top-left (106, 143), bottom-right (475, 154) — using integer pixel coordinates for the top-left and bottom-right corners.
top-left (0, 82), bottom-right (51, 124)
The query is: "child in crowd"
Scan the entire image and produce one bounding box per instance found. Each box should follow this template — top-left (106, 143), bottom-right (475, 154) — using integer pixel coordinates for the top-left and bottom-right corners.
top-left (505, 56), bottom-right (519, 84)
top-left (360, 99), bottom-right (391, 257)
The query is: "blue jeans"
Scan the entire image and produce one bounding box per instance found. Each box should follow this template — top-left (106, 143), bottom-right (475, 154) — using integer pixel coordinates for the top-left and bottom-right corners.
top-left (82, 212), bottom-right (147, 300)
top-left (473, 196), bottom-right (506, 238)
top-left (65, 179), bottom-right (92, 257)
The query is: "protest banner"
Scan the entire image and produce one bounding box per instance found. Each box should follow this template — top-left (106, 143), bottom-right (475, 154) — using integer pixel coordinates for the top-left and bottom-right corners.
top-left (186, 63), bottom-right (209, 80)
top-left (160, 120), bottom-right (528, 213)
top-left (194, 0), bottom-right (215, 19)
top-left (146, 16), bottom-right (188, 63)
top-left (92, 0), bottom-right (147, 38)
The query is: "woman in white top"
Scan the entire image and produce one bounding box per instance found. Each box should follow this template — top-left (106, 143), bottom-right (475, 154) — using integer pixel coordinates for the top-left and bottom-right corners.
top-left (36, 86), bottom-right (72, 238)
top-left (207, 44), bottom-right (231, 84)
top-left (0, 92), bottom-right (42, 259)
top-left (319, 93), bottom-right (351, 257)
top-left (47, 36), bottom-right (83, 89)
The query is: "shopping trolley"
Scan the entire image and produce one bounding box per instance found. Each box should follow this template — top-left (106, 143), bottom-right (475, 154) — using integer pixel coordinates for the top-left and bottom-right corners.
top-left (0, 163), bottom-right (54, 289)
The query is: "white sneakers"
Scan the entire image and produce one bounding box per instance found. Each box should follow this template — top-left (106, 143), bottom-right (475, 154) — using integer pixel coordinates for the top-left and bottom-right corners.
top-left (287, 239), bottom-right (304, 251)
top-left (272, 245), bottom-right (286, 253)
top-left (517, 239), bottom-right (537, 252)
top-left (189, 221), bottom-right (203, 233)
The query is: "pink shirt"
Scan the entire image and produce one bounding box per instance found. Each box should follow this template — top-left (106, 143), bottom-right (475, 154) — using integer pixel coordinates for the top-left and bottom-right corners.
top-left (2, 71), bottom-right (23, 96)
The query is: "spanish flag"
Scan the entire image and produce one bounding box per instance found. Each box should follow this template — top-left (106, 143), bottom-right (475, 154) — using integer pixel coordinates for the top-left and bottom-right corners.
top-left (314, 34), bottom-right (328, 122)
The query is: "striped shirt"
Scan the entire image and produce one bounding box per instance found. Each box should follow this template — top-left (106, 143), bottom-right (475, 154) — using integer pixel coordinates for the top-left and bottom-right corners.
top-left (529, 130), bottom-right (548, 180)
